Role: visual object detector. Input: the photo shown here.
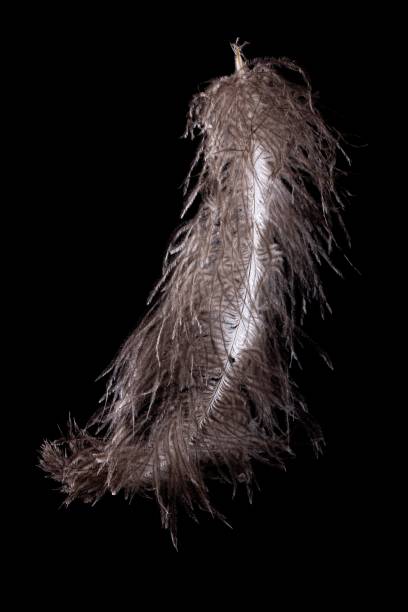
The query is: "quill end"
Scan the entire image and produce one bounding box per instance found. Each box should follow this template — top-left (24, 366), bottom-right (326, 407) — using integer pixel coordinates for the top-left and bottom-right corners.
top-left (231, 38), bottom-right (248, 72)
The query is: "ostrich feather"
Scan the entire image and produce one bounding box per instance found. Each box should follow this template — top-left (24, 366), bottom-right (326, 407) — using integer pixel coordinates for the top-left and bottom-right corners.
top-left (40, 44), bottom-right (347, 544)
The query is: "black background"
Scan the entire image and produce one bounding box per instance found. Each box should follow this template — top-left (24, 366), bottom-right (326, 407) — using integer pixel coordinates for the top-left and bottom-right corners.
top-left (12, 4), bottom-right (380, 594)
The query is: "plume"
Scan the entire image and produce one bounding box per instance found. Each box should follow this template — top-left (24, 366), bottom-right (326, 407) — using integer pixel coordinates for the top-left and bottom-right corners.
top-left (40, 43), bottom-right (348, 545)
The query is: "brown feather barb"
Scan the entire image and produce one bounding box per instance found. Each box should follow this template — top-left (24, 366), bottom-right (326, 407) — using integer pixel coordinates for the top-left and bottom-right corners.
top-left (40, 44), bottom-right (347, 545)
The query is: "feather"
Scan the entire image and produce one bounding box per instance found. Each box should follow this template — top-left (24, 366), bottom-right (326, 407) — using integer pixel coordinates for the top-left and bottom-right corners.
top-left (40, 43), bottom-right (347, 545)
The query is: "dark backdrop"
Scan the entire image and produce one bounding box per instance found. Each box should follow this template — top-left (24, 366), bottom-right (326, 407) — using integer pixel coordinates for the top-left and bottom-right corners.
top-left (13, 4), bottom-right (376, 594)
